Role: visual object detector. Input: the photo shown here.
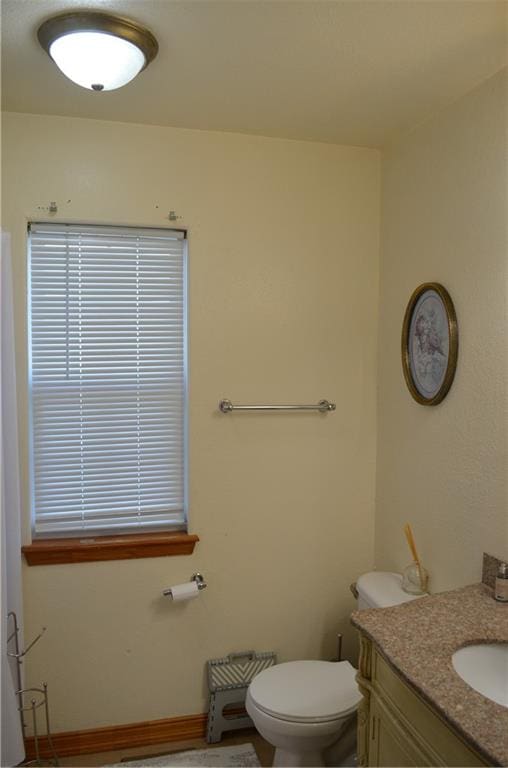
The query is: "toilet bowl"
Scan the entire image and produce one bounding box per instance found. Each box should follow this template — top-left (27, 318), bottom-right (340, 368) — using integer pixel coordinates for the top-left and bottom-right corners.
top-left (246, 659), bottom-right (361, 767)
top-left (247, 572), bottom-right (426, 767)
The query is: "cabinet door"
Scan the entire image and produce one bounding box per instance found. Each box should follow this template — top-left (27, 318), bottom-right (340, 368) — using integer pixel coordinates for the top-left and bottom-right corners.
top-left (368, 698), bottom-right (427, 767)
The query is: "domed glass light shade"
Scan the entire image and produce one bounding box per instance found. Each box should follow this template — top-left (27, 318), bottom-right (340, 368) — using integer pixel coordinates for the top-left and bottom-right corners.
top-left (37, 12), bottom-right (158, 92)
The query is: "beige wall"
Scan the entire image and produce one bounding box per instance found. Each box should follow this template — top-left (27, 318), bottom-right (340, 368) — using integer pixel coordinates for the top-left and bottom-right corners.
top-left (375, 69), bottom-right (508, 592)
top-left (1, 112), bottom-right (380, 731)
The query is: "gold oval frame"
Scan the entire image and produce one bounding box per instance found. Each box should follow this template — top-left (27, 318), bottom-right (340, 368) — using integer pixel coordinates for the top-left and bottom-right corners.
top-left (37, 11), bottom-right (159, 72)
top-left (401, 282), bottom-right (458, 406)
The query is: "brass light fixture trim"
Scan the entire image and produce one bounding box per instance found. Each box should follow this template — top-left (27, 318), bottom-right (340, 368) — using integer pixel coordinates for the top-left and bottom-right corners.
top-left (37, 11), bottom-right (159, 66)
top-left (37, 11), bottom-right (158, 87)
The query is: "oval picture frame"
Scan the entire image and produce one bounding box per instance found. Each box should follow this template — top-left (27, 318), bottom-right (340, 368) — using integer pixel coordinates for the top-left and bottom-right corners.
top-left (401, 282), bottom-right (458, 406)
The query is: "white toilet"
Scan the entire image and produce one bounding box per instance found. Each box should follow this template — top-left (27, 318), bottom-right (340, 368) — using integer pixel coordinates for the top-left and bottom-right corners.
top-left (246, 571), bottom-right (423, 767)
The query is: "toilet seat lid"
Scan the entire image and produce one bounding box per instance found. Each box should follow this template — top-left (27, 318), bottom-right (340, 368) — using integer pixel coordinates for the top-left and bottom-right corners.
top-left (248, 660), bottom-right (361, 723)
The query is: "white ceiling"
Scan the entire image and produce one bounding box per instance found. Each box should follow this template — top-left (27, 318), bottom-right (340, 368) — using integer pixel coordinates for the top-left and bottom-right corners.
top-left (2, 0), bottom-right (507, 148)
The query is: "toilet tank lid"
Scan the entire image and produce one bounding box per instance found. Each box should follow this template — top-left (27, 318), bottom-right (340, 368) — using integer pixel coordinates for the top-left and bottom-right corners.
top-left (357, 571), bottom-right (423, 608)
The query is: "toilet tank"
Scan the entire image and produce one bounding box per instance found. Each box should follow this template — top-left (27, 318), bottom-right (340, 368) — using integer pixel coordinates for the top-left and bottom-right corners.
top-left (356, 571), bottom-right (424, 610)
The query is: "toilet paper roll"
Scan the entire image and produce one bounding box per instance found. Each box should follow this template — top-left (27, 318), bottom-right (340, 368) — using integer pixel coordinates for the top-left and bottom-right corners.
top-left (169, 581), bottom-right (200, 602)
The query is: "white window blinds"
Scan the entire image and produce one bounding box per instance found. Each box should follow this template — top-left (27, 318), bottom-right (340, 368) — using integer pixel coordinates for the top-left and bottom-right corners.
top-left (28, 223), bottom-right (187, 537)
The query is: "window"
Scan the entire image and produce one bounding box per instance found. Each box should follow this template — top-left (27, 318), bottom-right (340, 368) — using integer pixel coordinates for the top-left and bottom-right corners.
top-left (28, 223), bottom-right (187, 539)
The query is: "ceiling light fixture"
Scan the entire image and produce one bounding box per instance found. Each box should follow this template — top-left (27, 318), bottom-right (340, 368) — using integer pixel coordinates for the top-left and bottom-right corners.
top-left (37, 11), bottom-right (158, 92)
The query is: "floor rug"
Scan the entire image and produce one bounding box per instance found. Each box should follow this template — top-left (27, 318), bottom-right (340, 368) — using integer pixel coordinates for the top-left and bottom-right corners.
top-left (107, 743), bottom-right (260, 767)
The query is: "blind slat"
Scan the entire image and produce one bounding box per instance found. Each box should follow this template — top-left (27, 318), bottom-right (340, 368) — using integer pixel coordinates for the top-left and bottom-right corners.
top-left (29, 223), bottom-right (187, 536)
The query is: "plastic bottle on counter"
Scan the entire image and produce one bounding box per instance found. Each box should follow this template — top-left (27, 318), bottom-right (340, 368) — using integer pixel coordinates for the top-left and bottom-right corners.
top-left (494, 562), bottom-right (508, 602)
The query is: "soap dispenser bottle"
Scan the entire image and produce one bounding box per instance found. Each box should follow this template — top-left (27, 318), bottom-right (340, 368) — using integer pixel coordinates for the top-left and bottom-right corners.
top-left (494, 562), bottom-right (508, 602)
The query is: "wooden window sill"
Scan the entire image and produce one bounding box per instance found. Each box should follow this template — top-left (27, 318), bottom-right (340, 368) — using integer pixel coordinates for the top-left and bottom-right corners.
top-left (22, 532), bottom-right (199, 566)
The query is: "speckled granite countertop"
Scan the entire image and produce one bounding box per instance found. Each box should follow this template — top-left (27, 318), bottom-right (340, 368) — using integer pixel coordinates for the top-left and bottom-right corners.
top-left (351, 583), bottom-right (508, 766)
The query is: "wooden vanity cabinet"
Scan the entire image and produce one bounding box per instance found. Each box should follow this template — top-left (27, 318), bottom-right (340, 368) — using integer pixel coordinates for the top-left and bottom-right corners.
top-left (356, 635), bottom-right (489, 767)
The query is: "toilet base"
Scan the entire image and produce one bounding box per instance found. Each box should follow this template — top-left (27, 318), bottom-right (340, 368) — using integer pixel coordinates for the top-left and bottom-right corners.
top-left (270, 713), bottom-right (358, 767)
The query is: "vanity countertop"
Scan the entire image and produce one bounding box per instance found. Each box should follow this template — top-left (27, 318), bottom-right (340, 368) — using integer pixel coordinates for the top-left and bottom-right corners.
top-left (351, 583), bottom-right (508, 766)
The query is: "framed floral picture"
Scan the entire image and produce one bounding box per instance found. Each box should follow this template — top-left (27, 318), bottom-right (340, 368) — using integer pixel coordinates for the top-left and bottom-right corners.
top-left (401, 282), bottom-right (458, 405)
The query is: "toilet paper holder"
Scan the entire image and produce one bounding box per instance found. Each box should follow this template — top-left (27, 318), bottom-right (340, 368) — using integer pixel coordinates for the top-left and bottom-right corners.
top-left (163, 572), bottom-right (207, 598)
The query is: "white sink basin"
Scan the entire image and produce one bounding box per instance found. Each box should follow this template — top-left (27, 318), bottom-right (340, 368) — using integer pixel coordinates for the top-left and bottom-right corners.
top-left (452, 643), bottom-right (508, 707)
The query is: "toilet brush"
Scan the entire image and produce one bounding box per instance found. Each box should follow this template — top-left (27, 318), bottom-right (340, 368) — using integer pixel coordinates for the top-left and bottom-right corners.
top-left (403, 523), bottom-right (428, 593)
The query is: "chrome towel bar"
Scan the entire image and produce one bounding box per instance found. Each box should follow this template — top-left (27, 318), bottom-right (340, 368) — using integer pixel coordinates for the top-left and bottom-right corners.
top-left (219, 399), bottom-right (336, 413)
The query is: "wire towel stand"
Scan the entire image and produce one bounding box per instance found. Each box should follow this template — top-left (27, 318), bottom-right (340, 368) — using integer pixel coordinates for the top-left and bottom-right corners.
top-left (7, 612), bottom-right (59, 766)
top-left (219, 399), bottom-right (336, 413)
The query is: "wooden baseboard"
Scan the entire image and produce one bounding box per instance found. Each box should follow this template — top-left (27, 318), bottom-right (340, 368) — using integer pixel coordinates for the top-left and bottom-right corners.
top-left (24, 712), bottom-right (208, 759)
